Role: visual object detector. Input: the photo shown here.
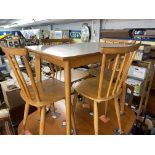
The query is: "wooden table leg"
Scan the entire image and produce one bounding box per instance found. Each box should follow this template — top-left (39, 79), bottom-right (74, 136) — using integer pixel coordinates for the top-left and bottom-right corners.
top-left (34, 54), bottom-right (41, 82)
top-left (64, 61), bottom-right (71, 135)
top-left (120, 81), bottom-right (126, 115)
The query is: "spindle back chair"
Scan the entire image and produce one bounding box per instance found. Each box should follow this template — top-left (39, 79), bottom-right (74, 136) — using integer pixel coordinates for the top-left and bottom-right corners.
top-left (2, 47), bottom-right (72, 135)
top-left (73, 44), bottom-right (140, 134)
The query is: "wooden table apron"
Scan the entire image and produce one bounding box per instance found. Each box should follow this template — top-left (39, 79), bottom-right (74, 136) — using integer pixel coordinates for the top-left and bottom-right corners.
top-left (26, 43), bottom-right (127, 135)
top-left (27, 49), bottom-right (102, 135)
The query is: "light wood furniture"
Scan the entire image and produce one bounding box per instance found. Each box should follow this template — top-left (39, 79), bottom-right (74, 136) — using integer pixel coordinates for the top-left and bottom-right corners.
top-left (18, 99), bottom-right (136, 135)
top-left (40, 39), bottom-right (90, 83)
top-left (88, 39), bottom-right (136, 76)
top-left (2, 47), bottom-right (75, 135)
top-left (40, 39), bottom-right (90, 121)
top-left (88, 39), bottom-right (137, 115)
top-left (26, 42), bottom-right (138, 135)
top-left (138, 61), bottom-right (154, 115)
top-left (102, 38), bottom-right (136, 45)
top-left (73, 44), bottom-right (140, 134)
top-left (40, 39), bottom-right (73, 45)
top-left (50, 67), bottom-right (90, 84)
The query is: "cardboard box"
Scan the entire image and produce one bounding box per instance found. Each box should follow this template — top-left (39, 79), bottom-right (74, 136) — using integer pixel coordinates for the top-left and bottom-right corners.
top-left (0, 81), bottom-right (25, 110)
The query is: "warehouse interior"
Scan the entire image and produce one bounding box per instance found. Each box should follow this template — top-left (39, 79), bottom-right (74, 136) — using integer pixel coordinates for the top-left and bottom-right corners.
top-left (1, 0), bottom-right (155, 154)
top-left (0, 19), bottom-right (155, 136)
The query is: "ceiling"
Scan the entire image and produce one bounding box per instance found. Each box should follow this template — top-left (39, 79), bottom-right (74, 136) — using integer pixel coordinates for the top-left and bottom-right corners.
top-left (0, 19), bottom-right (90, 28)
top-left (0, 19), bottom-right (19, 26)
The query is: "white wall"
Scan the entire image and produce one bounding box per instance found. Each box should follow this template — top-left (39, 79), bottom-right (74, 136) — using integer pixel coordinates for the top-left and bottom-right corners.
top-left (53, 20), bottom-right (91, 30)
top-left (31, 25), bottom-right (52, 31)
top-left (101, 19), bottom-right (155, 29)
top-left (53, 19), bottom-right (101, 42)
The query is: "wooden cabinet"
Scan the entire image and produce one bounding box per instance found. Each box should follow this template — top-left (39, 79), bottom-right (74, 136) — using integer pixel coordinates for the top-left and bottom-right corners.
top-left (0, 81), bottom-right (25, 110)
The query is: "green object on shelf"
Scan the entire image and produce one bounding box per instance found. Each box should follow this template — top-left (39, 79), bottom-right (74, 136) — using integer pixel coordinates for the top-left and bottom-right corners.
top-left (135, 84), bottom-right (141, 94)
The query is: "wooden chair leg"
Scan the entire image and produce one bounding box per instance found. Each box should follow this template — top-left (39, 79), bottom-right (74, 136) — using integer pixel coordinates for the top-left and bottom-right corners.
top-left (114, 98), bottom-right (122, 132)
top-left (39, 107), bottom-right (45, 135)
top-left (38, 107), bottom-right (41, 115)
top-left (93, 101), bottom-right (98, 135)
top-left (71, 106), bottom-right (77, 135)
top-left (23, 103), bottom-right (30, 131)
top-left (71, 92), bottom-right (78, 134)
top-left (73, 91), bottom-right (78, 112)
top-left (89, 99), bottom-right (93, 113)
top-left (51, 102), bottom-right (56, 113)
top-left (104, 101), bottom-right (108, 117)
top-left (120, 82), bottom-right (126, 114)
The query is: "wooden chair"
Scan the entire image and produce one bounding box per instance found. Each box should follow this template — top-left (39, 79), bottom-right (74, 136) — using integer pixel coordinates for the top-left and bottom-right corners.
top-left (73, 44), bottom-right (140, 135)
top-left (87, 40), bottom-right (137, 115)
top-left (40, 39), bottom-right (90, 84)
top-left (2, 47), bottom-right (75, 135)
top-left (102, 38), bottom-right (136, 45)
top-left (88, 39), bottom-right (136, 76)
top-left (50, 64), bottom-right (90, 85)
top-left (40, 38), bottom-right (73, 45)
top-left (48, 63), bottom-right (90, 130)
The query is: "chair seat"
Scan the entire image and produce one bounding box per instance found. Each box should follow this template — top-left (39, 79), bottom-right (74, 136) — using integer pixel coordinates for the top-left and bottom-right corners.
top-left (21, 78), bottom-right (73, 107)
top-left (73, 77), bottom-right (121, 102)
top-left (56, 69), bottom-right (90, 84)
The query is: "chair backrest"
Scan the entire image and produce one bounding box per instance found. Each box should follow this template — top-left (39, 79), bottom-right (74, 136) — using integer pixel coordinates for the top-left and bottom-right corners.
top-left (49, 63), bottom-right (63, 79)
top-left (89, 39), bottom-right (136, 70)
top-left (2, 47), bottom-right (41, 102)
top-left (102, 38), bottom-right (136, 45)
top-left (98, 44), bottom-right (140, 99)
top-left (40, 39), bottom-right (73, 45)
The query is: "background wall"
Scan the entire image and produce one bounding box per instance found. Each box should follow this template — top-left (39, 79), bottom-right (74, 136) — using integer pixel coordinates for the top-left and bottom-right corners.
top-left (31, 25), bottom-right (52, 31)
top-left (53, 19), bottom-right (101, 42)
top-left (101, 19), bottom-right (155, 29)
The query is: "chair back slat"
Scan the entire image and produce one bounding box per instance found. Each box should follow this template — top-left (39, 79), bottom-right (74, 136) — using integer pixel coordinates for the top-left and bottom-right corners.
top-left (11, 55), bottom-right (32, 99)
top-left (116, 50), bottom-right (136, 93)
top-left (105, 54), bottom-right (120, 97)
top-left (49, 63), bottom-right (63, 80)
top-left (98, 54), bottom-right (106, 98)
top-left (112, 53), bottom-right (128, 94)
top-left (6, 54), bottom-right (30, 96)
top-left (2, 47), bottom-right (41, 102)
top-left (23, 56), bottom-right (40, 101)
top-left (98, 44), bottom-right (140, 99)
